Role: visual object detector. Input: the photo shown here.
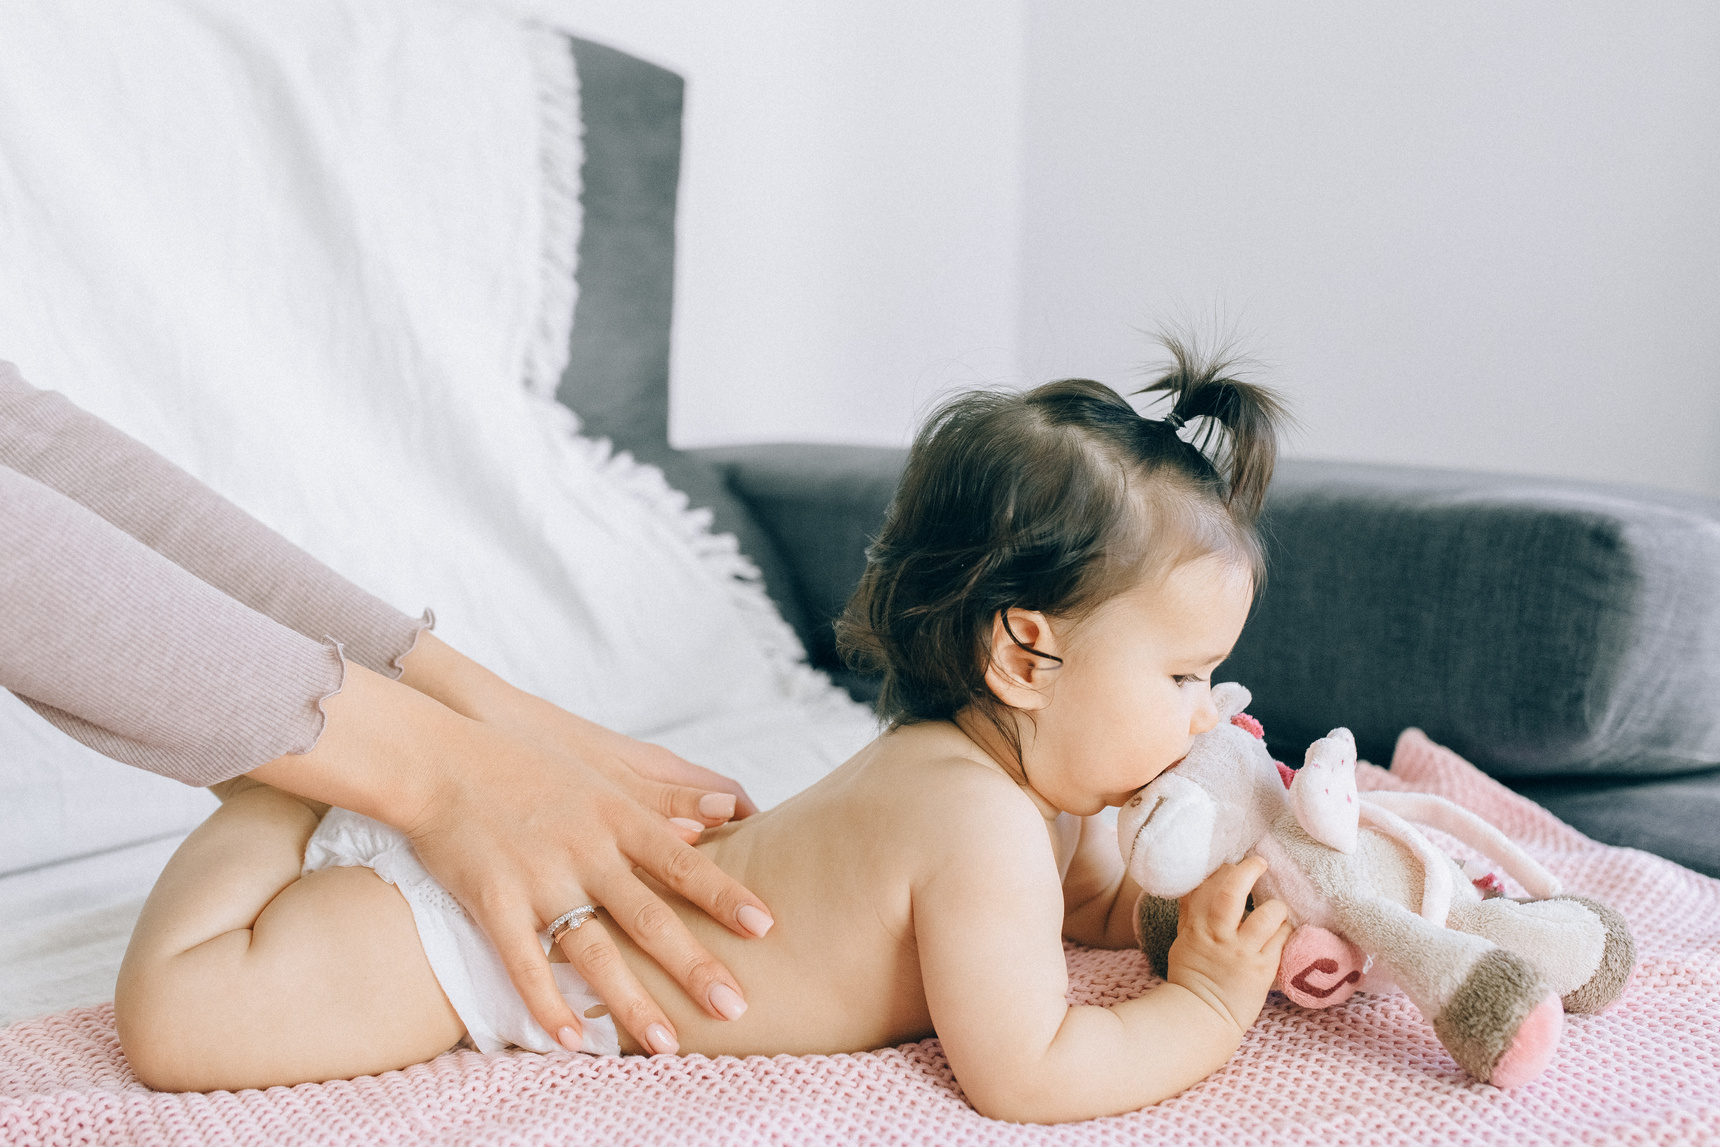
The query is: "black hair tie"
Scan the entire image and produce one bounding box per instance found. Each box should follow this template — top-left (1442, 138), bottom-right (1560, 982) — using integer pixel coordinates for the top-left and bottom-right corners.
top-left (1163, 411), bottom-right (1187, 431)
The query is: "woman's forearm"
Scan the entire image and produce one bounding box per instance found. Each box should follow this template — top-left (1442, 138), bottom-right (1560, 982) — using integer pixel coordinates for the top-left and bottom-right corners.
top-left (0, 360), bottom-right (427, 677)
top-left (245, 662), bottom-right (458, 830)
top-left (395, 631), bottom-right (525, 726)
top-left (1, 465), bottom-right (345, 786)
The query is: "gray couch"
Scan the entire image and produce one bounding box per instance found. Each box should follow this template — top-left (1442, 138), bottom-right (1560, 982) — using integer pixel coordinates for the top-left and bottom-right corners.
top-left (560, 39), bottom-right (1720, 878)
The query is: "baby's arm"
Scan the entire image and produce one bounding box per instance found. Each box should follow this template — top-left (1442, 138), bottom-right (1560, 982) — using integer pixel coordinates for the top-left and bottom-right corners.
top-left (915, 784), bottom-right (1288, 1124)
top-left (1060, 814), bottom-right (1142, 950)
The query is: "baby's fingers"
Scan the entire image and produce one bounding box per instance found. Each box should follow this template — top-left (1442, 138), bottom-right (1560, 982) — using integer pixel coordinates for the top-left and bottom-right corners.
top-left (1238, 896), bottom-right (1290, 950)
top-left (1269, 919), bottom-right (1293, 959)
top-left (1190, 856), bottom-right (1269, 930)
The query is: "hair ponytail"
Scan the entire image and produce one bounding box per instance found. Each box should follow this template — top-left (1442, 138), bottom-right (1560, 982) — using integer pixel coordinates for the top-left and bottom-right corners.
top-left (1136, 333), bottom-right (1287, 526)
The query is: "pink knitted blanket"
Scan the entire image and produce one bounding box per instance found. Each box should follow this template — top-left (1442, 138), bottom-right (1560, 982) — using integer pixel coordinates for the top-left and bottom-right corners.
top-left (4, 731), bottom-right (1717, 1146)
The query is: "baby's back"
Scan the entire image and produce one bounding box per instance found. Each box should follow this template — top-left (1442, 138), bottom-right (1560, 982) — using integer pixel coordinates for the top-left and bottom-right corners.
top-left (603, 731), bottom-right (953, 1056)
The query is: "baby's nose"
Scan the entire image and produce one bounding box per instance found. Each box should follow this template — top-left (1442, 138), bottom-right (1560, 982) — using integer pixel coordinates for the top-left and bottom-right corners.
top-left (1190, 695), bottom-right (1220, 735)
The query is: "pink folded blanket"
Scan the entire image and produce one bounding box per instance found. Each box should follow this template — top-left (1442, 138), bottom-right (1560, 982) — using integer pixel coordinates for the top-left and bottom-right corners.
top-left (4, 730), bottom-right (1718, 1146)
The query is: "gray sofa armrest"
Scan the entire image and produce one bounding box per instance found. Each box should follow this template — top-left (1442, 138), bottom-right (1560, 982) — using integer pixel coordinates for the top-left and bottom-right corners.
top-left (1228, 460), bottom-right (1720, 783)
top-left (690, 444), bottom-right (907, 689)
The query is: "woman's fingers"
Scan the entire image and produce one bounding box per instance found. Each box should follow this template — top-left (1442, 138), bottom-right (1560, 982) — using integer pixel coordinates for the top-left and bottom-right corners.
top-left (556, 914), bottom-right (679, 1055)
top-left (627, 818), bottom-right (775, 940)
top-left (480, 905), bottom-right (585, 1053)
top-left (635, 778), bottom-right (740, 827)
top-left (597, 871), bottom-right (749, 1024)
top-left (617, 742), bottom-right (759, 819)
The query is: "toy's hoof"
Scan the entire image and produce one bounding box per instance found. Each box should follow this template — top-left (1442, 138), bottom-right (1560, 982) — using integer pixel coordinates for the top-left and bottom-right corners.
top-left (1489, 993), bottom-right (1563, 1088)
top-left (1546, 895), bottom-right (1636, 1014)
top-left (1434, 948), bottom-right (1562, 1086)
top-left (1278, 925), bottom-right (1365, 1009)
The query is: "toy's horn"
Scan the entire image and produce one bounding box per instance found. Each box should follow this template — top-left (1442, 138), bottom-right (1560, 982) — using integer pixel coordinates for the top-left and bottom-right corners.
top-left (1211, 682), bottom-right (1251, 721)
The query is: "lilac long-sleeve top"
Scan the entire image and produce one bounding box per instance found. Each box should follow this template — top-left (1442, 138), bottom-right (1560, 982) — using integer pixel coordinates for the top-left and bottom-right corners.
top-left (0, 360), bottom-right (428, 785)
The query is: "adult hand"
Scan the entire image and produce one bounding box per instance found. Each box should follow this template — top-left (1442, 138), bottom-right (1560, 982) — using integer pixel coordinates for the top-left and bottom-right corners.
top-left (398, 633), bottom-right (759, 828)
top-left (250, 652), bottom-right (775, 1056)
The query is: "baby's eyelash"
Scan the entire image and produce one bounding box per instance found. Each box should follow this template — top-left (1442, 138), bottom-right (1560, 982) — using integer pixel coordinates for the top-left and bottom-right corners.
top-left (1173, 674), bottom-right (1208, 686)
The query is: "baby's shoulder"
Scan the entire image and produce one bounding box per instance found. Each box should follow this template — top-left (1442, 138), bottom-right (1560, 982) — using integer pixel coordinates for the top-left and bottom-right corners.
top-left (861, 729), bottom-right (1051, 857)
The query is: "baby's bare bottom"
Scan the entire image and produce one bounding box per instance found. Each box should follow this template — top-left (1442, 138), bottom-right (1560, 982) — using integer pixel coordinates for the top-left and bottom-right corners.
top-left (115, 782), bottom-right (466, 1091)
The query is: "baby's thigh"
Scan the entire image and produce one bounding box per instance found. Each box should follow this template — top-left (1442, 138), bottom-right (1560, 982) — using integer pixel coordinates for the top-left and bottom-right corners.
top-left (131, 865), bottom-right (466, 1091)
top-left (255, 866), bottom-right (466, 1056)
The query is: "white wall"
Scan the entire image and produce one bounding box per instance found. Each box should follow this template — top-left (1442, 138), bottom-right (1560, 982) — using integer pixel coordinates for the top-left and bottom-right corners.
top-left (538, 2), bottom-right (1720, 497)
top-left (527, 1), bottom-right (1025, 450)
top-left (1020, 2), bottom-right (1720, 497)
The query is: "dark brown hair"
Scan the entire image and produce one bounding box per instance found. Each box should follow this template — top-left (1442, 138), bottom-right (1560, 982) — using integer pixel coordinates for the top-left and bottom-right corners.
top-left (836, 336), bottom-right (1287, 762)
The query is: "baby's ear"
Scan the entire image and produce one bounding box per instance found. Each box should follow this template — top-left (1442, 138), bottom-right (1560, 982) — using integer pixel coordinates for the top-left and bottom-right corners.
top-left (981, 608), bottom-right (1060, 711)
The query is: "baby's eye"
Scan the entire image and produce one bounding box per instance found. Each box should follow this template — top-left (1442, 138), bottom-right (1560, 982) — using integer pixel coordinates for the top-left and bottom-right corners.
top-left (1172, 674), bottom-right (1208, 687)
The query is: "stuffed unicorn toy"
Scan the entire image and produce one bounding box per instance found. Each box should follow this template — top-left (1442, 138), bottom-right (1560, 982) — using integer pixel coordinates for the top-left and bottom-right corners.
top-left (1118, 683), bottom-right (1635, 1087)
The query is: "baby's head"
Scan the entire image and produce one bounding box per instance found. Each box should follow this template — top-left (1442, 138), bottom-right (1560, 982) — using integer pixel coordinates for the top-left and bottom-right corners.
top-left (838, 339), bottom-right (1287, 811)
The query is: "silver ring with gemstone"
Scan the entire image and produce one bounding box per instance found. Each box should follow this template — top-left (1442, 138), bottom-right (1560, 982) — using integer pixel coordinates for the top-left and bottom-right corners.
top-left (548, 904), bottom-right (598, 945)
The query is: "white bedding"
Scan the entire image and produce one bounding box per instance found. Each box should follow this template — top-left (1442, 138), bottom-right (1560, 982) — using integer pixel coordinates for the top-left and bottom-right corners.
top-left (0, 0), bottom-right (877, 1025)
top-left (0, 835), bottom-right (188, 1028)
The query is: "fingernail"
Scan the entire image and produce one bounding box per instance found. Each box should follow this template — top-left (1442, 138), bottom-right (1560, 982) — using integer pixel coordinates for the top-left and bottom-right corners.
top-left (698, 792), bottom-right (737, 820)
top-left (709, 982), bottom-right (748, 1021)
top-left (557, 1025), bottom-right (582, 1053)
top-left (737, 904), bottom-right (774, 938)
top-left (645, 1023), bottom-right (679, 1055)
top-left (669, 817), bottom-right (705, 835)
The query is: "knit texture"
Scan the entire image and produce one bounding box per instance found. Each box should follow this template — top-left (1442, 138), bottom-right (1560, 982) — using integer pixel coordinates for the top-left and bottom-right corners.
top-left (3, 730), bottom-right (1716, 1145)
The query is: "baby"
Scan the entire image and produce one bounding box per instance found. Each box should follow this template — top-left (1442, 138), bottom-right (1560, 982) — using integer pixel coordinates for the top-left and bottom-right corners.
top-left (115, 342), bottom-right (1293, 1123)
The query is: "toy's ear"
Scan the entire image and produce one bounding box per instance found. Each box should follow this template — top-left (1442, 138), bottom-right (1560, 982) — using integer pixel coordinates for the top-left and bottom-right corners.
top-left (1118, 772), bottom-right (1218, 898)
top-left (1212, 682), bottom-right (1251, 721)
top-left (1289, 727), bottom-right (1359, 852)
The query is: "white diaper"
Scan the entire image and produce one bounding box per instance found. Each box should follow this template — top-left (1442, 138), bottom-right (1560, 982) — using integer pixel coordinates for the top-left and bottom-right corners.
top-left (302, 807), bottom-right (620, 1056)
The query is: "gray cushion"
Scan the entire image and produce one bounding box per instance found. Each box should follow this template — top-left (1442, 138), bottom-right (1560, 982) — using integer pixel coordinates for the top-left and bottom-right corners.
top-left (553, 38), bottom-right (809, 642)
top-left (691, 444), bottom-right (907, 698)
top-left (1228, 461), bottom-right (1720, 780)
top-left (1509, 768), bottom-right (1720, 878)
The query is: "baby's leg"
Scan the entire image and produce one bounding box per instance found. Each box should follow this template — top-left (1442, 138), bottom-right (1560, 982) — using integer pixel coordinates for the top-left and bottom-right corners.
top-left (115, 782), bottom-right (465, 1091)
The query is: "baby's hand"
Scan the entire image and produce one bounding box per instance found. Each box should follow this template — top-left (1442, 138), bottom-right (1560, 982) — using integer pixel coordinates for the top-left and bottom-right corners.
top-left (1164, 856), bottom-right (1291, 1035)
